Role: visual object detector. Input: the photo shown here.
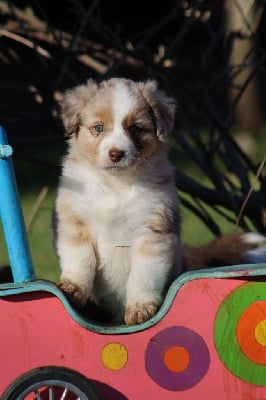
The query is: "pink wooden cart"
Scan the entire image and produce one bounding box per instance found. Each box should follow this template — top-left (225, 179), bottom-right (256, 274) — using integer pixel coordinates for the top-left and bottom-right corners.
top-left (1, 126), bottom-right (266, 400)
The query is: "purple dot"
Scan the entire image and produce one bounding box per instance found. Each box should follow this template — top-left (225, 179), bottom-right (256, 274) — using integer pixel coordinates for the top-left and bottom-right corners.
top-left (145, 326), bottom-right (210, 391)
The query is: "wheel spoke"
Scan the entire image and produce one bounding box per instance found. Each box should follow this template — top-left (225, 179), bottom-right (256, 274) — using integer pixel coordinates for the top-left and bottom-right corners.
top-left (48, 385), bottom-right (54, 400)
top-left (34, 389), bottom-right (42, 400)
top-left (60, 388), bottom-right (68, 400)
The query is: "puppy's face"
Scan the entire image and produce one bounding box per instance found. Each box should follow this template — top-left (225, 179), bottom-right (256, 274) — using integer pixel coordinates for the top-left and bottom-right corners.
top-left (61, 78), bottom-right (176, 171)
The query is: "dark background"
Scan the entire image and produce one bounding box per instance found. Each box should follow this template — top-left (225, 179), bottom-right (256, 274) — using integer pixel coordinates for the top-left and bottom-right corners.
top-left (0, 0), bottom-right (265, 237)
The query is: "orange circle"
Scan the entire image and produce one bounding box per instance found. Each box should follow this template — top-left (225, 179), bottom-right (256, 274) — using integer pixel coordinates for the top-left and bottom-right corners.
top-left (163, 346), bottom-right (190, 373)
top-left (237, 301), bottom-right (266, 365)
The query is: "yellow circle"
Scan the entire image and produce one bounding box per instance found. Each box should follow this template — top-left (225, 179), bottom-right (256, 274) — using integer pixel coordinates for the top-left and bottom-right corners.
top-left (255, 320), bottom-right (266, 346)
top-left (101, 343), bottom-right (128, 371)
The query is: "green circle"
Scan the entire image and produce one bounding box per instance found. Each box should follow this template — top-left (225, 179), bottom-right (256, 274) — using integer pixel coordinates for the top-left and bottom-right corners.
top-left (214, 282), bottom-right (266, 386)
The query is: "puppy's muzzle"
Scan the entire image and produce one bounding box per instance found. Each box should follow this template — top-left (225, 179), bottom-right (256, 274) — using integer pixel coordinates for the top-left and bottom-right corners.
top-left (109, 147), bottom-right (125, 163)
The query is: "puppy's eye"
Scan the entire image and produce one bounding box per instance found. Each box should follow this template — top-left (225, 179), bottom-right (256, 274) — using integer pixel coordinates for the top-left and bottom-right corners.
top-left (94, 124), bottom-right (104, 133)
top-left (129, 125), bottom-right (142, 135)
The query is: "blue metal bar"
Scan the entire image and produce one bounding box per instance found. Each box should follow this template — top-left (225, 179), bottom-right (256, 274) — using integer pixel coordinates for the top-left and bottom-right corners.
top-left (0, 126), bottom-right (35, 282)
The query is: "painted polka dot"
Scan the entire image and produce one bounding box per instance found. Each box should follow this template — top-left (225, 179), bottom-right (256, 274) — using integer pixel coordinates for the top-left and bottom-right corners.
top-left (145, 326), bottom-right (210, 391)
top-left (255, 320), bottom-right (266, 346)
top-left (101, 343), bottom-right (128, 371)
top-left (214, 282), bottom-right (266, 386)
top-left (237, 300), bottom-right (266, 365)
top-left (163, 346), bottom-right (190, 373)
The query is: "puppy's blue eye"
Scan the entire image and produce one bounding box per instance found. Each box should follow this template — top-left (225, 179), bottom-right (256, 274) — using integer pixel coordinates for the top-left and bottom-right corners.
top-left (129, 125), bottom-right (142, 134)
top-left (94, 124), bottom-right (104, 133)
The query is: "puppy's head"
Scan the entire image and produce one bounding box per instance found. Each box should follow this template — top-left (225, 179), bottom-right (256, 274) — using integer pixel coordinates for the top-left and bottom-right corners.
top-left (61, 78), bottom-right (176, 171)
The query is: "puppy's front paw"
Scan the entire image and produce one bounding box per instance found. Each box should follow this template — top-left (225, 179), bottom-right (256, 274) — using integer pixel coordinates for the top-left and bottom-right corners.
top-left (125, 302), bottom-right (157, 325)
top-left (58, 278), bottom-right (87, 308)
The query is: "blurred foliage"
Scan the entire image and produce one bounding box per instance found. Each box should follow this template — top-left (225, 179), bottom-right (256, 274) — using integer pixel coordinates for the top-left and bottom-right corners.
top-left (0, 0), bottom-right (265, 259)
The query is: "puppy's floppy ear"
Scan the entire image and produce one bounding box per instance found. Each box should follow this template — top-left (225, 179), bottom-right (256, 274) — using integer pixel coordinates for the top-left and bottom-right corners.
top-left (138, 80), bottom-right (176, 141)
top-left (61, 79), bottom-right (98, 136)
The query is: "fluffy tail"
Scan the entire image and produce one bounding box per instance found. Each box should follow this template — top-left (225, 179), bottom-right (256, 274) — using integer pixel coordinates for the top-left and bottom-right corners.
top-left (183, 232), bottom-right (266, 270)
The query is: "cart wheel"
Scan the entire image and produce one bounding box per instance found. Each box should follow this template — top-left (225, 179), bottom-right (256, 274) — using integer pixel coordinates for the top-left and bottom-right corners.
top-left (2, 366), bottom-right (101, 400)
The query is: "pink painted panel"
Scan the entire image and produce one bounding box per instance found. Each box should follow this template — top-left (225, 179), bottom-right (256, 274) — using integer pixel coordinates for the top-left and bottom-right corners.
top-left (0, 277), bottom-right (266, 399)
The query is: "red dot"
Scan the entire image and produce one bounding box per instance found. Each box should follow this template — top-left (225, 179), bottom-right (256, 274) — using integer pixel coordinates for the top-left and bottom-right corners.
top-left (163, 346), bottom-right (190, 372)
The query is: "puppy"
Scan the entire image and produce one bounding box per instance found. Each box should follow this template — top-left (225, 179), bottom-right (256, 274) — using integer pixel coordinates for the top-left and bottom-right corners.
top-left (53, 77), bottom-right (265, 325)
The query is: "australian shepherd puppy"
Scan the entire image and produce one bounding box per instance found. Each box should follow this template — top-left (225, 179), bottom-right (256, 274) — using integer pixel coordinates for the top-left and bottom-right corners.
top-left (53, 77), bottom-right (264, 325)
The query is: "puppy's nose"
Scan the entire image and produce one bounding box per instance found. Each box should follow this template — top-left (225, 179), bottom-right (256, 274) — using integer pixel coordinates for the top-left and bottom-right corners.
top-left (109, 148), bottom-right (125, 163)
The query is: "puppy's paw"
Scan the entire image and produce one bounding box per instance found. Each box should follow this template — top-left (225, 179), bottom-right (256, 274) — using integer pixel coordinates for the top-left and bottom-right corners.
top-left (125, 302), bottom-right (157, 325)
top-left (58, 278), bottom-right (87, 308)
